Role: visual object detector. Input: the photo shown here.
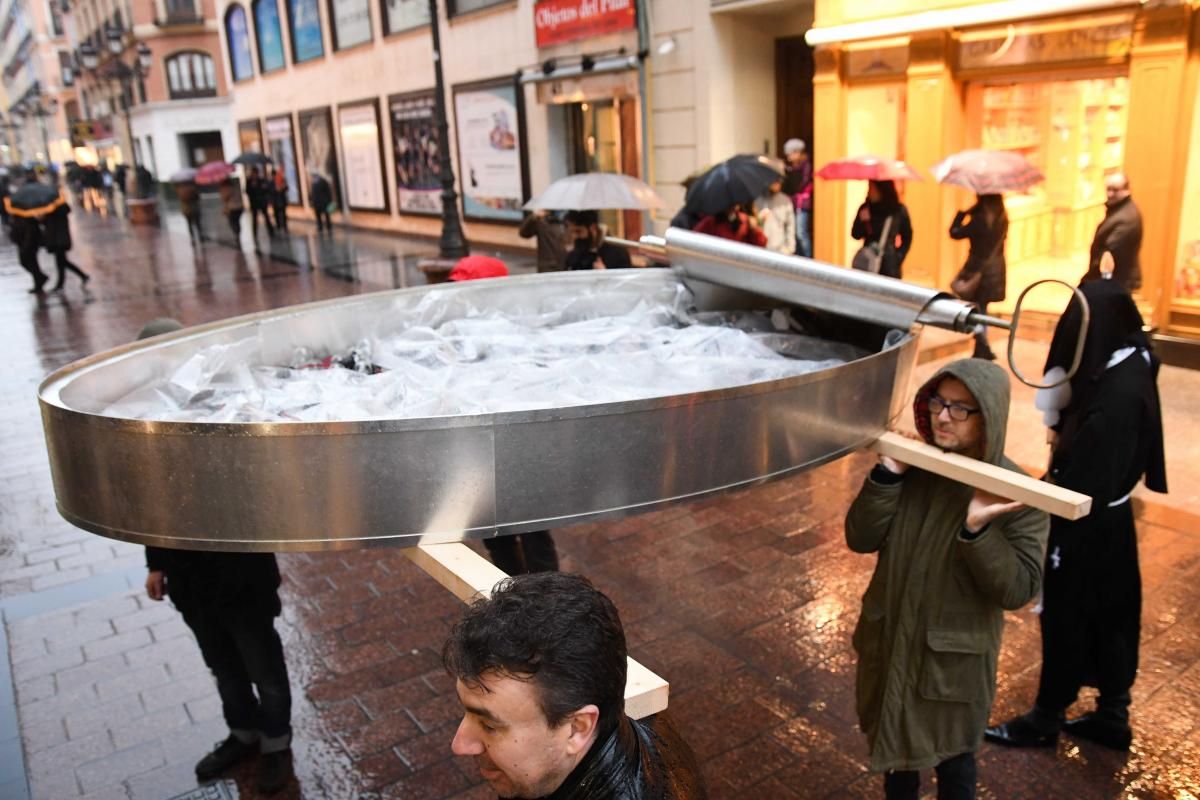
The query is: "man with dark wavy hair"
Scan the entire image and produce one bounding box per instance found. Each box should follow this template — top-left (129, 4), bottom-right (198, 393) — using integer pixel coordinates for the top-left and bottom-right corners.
top-left (444, 572), bottom-right (706, 800)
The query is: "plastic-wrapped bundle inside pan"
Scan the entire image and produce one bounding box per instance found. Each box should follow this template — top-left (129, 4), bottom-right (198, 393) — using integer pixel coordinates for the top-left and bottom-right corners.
top-left (39, 269), bottom-right (918, 552)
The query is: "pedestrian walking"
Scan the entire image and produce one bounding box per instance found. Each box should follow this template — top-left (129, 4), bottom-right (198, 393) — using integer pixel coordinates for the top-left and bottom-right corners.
top-left (756, 179), bottom-right (797, 255)
top-left (309, 173), bottom-right (333, 234)
top-left (850, 180), bottom-right (912, 279)
top-left (563, 209), bottom-right (632, 270)
top-left (137, 318), bottom-right (294, 795)
top-left (783, 138), bottom-right (813, 256)
top-left (271, 166), bottom-right (289, 233)
top-left (177, 181), bottom-right (205, 245)
top-left (845, 358), bottom-right (1049, 799)
top-left (100, 165), bottom-right (114, 212)
top-left (0, 175), bottom-right (10, 229)
top-left (693, 205), bottom-right (767, 247)
top-left (517, 209), bottom-right (567, 272)
top-left (41, 200), bottom-right (89, 291)
top-left (218, 177), bottom-right (244, 238)
top-left (948, 194), bottom-right (1008, 360)
top-left (986, 279), bottom-right (1166, 753)
top-left (9, 209), bottom-right (47, 293)
top-left (246, 167), bottom-right (275, 239)
top-left (1083, 173), bottom-right (1142, 291)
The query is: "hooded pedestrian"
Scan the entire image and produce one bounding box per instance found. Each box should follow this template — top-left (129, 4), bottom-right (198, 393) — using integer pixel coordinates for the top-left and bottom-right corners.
top-left (851, 180), bottom-right (912, 279)
top-left (846, 358), bottom-right (1049, 799)
top-left (986, 280), bottom-right (1166, 753)
top-left (948, 194), bottom-right (1008, 360)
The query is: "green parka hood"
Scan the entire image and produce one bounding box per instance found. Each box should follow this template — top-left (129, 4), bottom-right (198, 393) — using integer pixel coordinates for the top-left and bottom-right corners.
top-left (913, 358), bottom-right (1011, 466)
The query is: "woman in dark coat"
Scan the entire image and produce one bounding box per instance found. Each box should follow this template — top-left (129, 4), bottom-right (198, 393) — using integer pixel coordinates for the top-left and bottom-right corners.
top-left (949, 194), bottom-right (1008, 359)
top-left (986, 279), bottom-right (1167, 753)
top-left (851, 180), bottom-right (912, 279)
top-left (41, 201), bottom-right (89, 290)
top-left (309, 174), bottom-right (333, 234)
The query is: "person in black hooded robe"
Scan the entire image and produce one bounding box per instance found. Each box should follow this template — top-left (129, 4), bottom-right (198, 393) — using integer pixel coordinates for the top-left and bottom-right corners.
top-left (986, 278), bottom-right (1167, 752)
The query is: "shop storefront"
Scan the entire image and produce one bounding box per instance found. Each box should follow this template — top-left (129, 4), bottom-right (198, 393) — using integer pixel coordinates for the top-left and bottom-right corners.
top-left (807, 0), bottom-right (1200, 340)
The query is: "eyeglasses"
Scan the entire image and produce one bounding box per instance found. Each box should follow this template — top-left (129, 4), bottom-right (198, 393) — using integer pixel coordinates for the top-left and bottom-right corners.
top-left (928, 395), bottom-right (981, 422)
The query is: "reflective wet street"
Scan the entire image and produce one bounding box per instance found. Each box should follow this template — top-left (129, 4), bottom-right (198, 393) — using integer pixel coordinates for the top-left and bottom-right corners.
top-left (2, 210), bottom-right (1199, 799)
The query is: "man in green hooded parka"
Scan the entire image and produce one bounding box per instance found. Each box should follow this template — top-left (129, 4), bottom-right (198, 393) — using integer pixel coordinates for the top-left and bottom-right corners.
top-left (845, 359), bottom-right (1050, 799)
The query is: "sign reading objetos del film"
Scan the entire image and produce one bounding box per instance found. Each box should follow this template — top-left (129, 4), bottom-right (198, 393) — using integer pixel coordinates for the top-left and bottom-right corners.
top-left (533, 0), bottom-right (636, 48)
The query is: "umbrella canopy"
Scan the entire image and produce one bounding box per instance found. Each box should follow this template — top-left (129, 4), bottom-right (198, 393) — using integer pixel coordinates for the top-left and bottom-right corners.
top-left (684, 154), bottom-right (784, 216)
top-left (449, 255), bottom-right (509, 282)
top-left (816, 155), bottom-right (923, 182)
top-left (524, 173), bottom-right (664, 211)
top-left (195, 161), bottom-right (234, 186)
top-left (169, 167), bottom-right (198, 184)
top-left (6, 182), bottom-right (64, 218)
top-left (232, 152), bottom-right (271, 167)
top-left (931, 149), bottom-right (1044, 194)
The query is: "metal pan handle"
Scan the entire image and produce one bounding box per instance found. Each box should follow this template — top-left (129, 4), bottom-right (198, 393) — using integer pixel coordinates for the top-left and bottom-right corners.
top-left (1006, 279), bottom-right (1090, 390)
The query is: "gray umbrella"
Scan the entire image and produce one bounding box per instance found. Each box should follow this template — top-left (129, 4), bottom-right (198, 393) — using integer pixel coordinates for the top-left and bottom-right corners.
top-left (524, 173), bottom-right (663, 211)
top-left (169, 167), bottom-right (198, 183)
top-left (233, 152), bottom-right (271, 167)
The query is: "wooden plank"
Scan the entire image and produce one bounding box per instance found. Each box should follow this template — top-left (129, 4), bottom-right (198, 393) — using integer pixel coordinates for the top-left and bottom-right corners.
top-left (868, 431), bottom-right (1092, 521)
top-left (403, 542), bottom-right (670, 719)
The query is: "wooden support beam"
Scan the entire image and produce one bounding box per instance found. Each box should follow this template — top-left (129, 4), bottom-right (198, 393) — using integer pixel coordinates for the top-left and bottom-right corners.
top-left (868, 432), bottom-right (1092, 521)
top-left (403, 542), bottom-right (670, 720)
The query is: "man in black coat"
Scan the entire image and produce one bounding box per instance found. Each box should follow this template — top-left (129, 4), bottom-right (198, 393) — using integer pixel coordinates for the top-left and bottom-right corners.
top-left (563, 210), bottom-right (632, 271)
top-left (138, 318), bottom-right (294, 795)
top-left (245, 167), bottom-right (276, 240)
top-left (1084, 174), bottom-right (1142, 291)
top-left (445, 572), bottom-right (707, 799)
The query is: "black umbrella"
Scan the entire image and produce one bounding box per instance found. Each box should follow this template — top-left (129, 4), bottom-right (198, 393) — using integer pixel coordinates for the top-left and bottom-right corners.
top-left (232, 152), bottom-right (271, 167)
top-left (6, 181), bottom-right (63, 218)
top-left (684, 154), bottom-right (784, 216)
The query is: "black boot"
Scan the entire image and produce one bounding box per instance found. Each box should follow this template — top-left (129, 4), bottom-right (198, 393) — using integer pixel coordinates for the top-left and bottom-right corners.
top-left (984, 707), bottom-right (1063, 747)
top-left (195, 734), bottom-right (257, 780)
top-left (1064, 692), bottom-right (1132, 750)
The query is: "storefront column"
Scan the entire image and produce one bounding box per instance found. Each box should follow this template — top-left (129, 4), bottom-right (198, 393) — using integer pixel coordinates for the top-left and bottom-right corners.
top-left (1125, 4), bottom-right (1192, 329)
top-left (811, 46), bottom-right (846, 266)
top-left (903, 32), bottom-right (963, 290)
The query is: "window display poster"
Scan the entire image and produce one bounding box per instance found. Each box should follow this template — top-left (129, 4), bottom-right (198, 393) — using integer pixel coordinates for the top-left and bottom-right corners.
top-left (288, 0), bottom-right (325, 62)
top-left (337, 103), bottom-right (386, 210)
top-left (238, 119), bottom-right (264, 155)
top-left (226, 6), bottom-right (254, 81)
top-left (265, 115), bottom-right (302, 204)
top-left (299, 107), bottom-right (341, 210)
top-left (382, 0), bottom-right (428, 35)
top-left (453, 80), bottom-right (525, 222)
top-left (253, 0), bottom-right (286, 71)
top-left (389, 90), bottom-right (441, 215)
top-left (331, 0), bottom-right (371, 49)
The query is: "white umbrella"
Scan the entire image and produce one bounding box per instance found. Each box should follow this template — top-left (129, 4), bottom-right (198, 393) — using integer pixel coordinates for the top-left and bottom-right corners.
top-left (169, 167), bottom-right (198, 183)
top-left (524, 173), bottom-right (664, 211)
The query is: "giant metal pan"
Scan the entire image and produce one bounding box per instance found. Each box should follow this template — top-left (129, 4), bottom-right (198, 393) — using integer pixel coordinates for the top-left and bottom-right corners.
top-left (38, 231), bottom-right (1069, 552)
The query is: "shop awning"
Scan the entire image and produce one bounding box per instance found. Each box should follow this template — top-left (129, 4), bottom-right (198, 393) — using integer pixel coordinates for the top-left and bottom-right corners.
top-left (519, 53), bottom-right (640, 84)
top-left (805, 0), bottom-right (1146, 46)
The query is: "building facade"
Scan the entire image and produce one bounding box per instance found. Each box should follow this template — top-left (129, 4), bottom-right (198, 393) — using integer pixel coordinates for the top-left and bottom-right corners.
top-left (1, 0), bottom-right (76, 164)
top-left (69, 0), bottom-right (235, 179)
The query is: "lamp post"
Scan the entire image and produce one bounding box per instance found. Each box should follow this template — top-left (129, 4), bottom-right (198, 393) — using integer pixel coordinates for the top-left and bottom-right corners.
top-left (12, 86), bottom-right (58, 163)
top-left (427, 0), bottom-right (468, 260)
top-left (78, 26), bottom-right (152, 169)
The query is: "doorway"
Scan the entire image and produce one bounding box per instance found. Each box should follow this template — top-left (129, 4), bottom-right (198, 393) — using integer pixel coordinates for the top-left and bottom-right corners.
top-left (564, 96), bottom-right (641, 238)
top-left (181, 131), bottom-right (224, 167)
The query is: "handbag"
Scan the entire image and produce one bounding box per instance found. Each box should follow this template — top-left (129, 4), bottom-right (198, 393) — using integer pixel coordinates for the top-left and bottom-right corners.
top-left (851, 215), bottom-right (894, 274)
top-left (951, 269), bottom-right (983, 301)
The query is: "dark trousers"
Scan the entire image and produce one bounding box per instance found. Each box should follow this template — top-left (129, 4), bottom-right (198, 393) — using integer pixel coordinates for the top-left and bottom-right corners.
top-left (273, 203), bottom-right (288, 232)
top-left (483, 531), bottom-right (559, 575)
top-left (315, 209), bottom-right (332, 233)
top-left (884, 752), bottom-right (976, 800)
top-left (185, 212), bottom-right (204, 243)
top-left (51, 250), bottom-right (87, 287)
top-left (19, 248), bottom-right (47, 288)
top-left (973, 303), bottom-right (995, 359)
top-left (227, 209), bottom-right (243, 237)
top-left (1036, 503), bottom-right (1140, 716)
top-left (250, 206), bottom-right (274, 238)
top-left (183, 605), bottom-right (292, 746)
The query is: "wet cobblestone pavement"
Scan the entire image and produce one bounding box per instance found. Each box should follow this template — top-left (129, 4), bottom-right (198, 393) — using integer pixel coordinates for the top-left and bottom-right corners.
top-left (2, 209), bottom-right (1199, 799)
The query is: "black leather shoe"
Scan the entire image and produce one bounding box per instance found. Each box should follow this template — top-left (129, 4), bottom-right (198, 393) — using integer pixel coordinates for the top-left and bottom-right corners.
top-left (195, 734), bottom-right (257, 780)
top-left (257, 749), bottom-right (293, 795)
top-left (984, 712), bottom-right (1060, 747)
top-left (1063, 713), bottom-right (1132, 751)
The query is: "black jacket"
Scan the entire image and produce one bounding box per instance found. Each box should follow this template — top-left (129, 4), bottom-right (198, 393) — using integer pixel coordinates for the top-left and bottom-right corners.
top-left (851, 202), bottom-right (912, 279)
top-left (540, 714), bottom-right (707, 800)
top-left (565, 240), bottom-right (632, 271)
top-left (41, 204), bottom-right (72, 253)
top-left (145, 546), bottom-right (282, 618)
top-left (309, 177), bottom-right (333, 210)
top-left (949, 201), bottom-right (1008, 304)
top-left (1085, 196), bottom-right (1142, 290)
top-left (9, 214), bottom-right (40, 253)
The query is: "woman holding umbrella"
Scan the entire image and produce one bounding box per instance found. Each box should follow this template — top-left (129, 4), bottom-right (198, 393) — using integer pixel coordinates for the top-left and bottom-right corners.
top-left (850, 180), bottom-right (912, 279)
top-left (949, 195), bottom-right (1008, 360)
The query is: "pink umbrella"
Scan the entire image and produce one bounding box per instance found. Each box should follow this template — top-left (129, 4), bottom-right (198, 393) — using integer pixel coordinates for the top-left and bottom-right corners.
top-left (931, 149), bottom-right (1044, 194)
top-left (195, 161), bottom-right (234, 186)
top-left (816, 155), bottom-right (923, 182)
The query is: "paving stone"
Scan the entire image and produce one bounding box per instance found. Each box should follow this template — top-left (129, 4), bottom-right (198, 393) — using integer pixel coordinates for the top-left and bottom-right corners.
top-left (76, 741), bottom-right (166, 794)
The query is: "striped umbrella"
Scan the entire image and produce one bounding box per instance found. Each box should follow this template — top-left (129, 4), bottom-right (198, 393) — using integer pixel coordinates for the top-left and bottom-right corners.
top-left (931, 149), bottom-right (1044, 194)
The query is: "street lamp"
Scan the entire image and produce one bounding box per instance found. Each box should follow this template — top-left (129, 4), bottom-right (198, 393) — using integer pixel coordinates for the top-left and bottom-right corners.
top-left (12, 86), bottom-right (59, 163)
top-left (427, 0), bottom-right (468, 260)
top-left (78, 26), bottom-right (153, 168)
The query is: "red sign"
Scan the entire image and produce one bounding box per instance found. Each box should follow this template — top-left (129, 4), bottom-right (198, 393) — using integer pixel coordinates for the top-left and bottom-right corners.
top-left (534, 0), bottom-right (636, 48)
